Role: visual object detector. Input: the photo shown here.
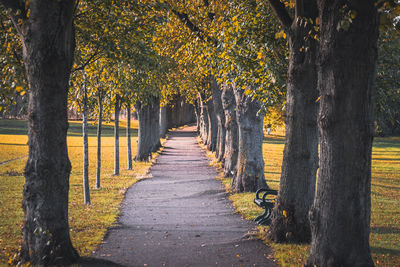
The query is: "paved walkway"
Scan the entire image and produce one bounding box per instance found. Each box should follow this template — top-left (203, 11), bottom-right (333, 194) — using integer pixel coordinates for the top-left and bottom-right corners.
top-left (86, 126), bottom-right (275, 267)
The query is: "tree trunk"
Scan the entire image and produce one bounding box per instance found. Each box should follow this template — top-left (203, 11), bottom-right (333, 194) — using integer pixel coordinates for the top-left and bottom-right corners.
top-left (135, 99), bottom-right (159, 161)
top-left (232, 87), bottom-right (267, 192)
top-left (212, 78), bottom-right (226, 162)
top-left (82, 79), bottom-right (91, 205)
top-left (96, 93), bottom-right (102, 189)
top-left (199, 95), bottom-right (209, 145)
top-left (206, 97), bottom-right (218, 152)
top-left (127, 103), bottom-right (132, 170)
top-left (114, 94), bottom-right (120, 175)
top-left (151, 98), bottom-right (161, 152)
top-left (194, 99), bottom-right (201, 133)
top-left (307, 1), bottom-right (378, 266)
top-left (17, 0), bottom-right (79, 265)
top-left (269, 3), bottom-right (319, 243)
top-left (160, 106), bottom-right (168, 138)
top-left (221, 85), bottom-right (238, 178)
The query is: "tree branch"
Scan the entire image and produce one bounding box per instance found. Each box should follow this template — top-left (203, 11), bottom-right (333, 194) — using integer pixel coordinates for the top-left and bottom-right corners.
top-left (202, 0), bottom-right (215, 20)
top-left (72, 49), bottom-right (102, 73)
top-left (171, 9), bottom-right (205, 41)
top-left (267, 0), bottom-right (293, 30)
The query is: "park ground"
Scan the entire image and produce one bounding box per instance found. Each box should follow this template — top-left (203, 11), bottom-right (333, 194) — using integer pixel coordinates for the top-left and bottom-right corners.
top-left (0, 119), bottom-right (399, 266)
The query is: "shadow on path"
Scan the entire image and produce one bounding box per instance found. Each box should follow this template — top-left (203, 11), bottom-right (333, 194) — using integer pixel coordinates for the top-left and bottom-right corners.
top-left (89, 126), bottom-right (275, 266)
top-left (78, 257), bottom-right (125, 267)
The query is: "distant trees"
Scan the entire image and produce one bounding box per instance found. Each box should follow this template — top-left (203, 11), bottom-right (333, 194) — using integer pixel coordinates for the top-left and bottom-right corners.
top-left (375, 21), bottom-right (400, 136)
top-left (153, 0), bottom-right (286, 193)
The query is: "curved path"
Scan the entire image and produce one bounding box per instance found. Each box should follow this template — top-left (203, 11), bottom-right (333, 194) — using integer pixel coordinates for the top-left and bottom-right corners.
top-left (88, 126), bottom-right (275, 267)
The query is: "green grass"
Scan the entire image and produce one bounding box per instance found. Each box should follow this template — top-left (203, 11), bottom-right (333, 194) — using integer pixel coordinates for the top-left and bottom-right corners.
top-left (0, 119), bottom-right (160, 264)
top-left (1, 121), bottom-right (399, 266)
top-left (218, 131), bottom-right (400, 266)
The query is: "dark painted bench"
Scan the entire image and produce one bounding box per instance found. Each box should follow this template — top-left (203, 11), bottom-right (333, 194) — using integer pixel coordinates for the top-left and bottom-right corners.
top-left (253, 188), bottom-right (278, 226)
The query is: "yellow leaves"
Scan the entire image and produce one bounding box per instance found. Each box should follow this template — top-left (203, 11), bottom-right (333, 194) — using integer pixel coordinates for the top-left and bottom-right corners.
top-left (244, 88), bottom-right (252, 95)
top-left (315, 96), bottom-right (321, 103)
top-left (283, 210), bottom-right (287, 218)
top-left (275, 30), bottom-right (286, 39)
top-left (15, 86), bottom-right (26, 96)
top-left (284, 0), bottom-right (295, 8)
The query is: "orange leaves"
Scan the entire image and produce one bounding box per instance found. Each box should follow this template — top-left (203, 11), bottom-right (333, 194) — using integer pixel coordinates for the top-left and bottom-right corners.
top-left (275, 30), bottom-right (286, 40)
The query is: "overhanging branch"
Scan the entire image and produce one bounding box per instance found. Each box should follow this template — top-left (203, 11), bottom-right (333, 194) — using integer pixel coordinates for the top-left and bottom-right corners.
top-left (268, 0), bottom-right (293, 30)
top-left (171, 9), bottom-right (205, 41)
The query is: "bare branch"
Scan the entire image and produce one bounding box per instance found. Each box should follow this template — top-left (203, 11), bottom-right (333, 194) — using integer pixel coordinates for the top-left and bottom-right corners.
top-left (72, 50), bottom-right (102, 73)
top-left (267, 0), bottom-right (293, 30)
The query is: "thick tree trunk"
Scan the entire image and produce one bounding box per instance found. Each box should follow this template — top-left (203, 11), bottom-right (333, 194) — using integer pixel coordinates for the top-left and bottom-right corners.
top-left (82, 82), bottom-right (91, 205)
top-left (307, 1), bottom-right (378, 266)
top-left (160, 106), bottom-right (168, 138)
top-left (151, 98), bottom-right (161, 152)
top-left (221, 85), bottom-right (238, 178)
top-left (135, 98), bottom-right (160, 161)
top-left (206, 97), bottom-right (218, 152)
top-left (127, 103), bottom-right (132, 170)
top-left (232, 87), bottom-right (267, 192)
top-left (269, 3), bottom-right (319, 243)
top-left (18, 0), bottom-right (79, 265)
top-left (212, 78), bottom-right (226, 162)
top-left (114, 94), bottom-right (120, 175)
top-left (96, 93), bottom-right (102, 189)
top-left (199, 95), bottom-right (209, 145)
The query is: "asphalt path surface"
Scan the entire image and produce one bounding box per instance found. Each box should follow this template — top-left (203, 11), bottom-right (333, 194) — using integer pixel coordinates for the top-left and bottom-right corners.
top-left (82, 126), bottom-right (275, 267)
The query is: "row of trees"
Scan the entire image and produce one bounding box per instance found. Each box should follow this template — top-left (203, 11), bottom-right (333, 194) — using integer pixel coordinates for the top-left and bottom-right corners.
top-left (0, 0), bottom-right (399, 266)
top-left (162, 0), bottom-right (400, 266)
top-left (0, 0), bottom-right (195, 265)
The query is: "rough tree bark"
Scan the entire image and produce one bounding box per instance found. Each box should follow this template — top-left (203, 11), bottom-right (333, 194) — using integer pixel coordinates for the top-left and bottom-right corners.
top-left (232, 87), bottom-right (267, 192)
top-left (212, 78), bottom-right (226, 162)
top-left (194, 99), bottom-right (201, 133)
top-left (135, 98), bottom-right (160, 161)
top-left (199, 94), bottom-right (209, 145)
top-left (1, 0), bottom-right (80, 264)
top-left (306, 1), bottom-right (378, 266)
top-left (221, 85), bottom-right (238, 178)
top-left (114, 94), bottom-right (120, 175)
top-left (206, 96), bottom-right (218, 152)
top-left (127, 103), bottom-right (132, 170)
top-left (151, 98), bottom-right (161, 152)
top-left (82, 77), bottom-right (90, 205)
top-left (159, 106), bottom-right (168, 138)
top-left (268, 0), bottom-right (319, 243)
top-left (96, 92), bottom-right (103, 189)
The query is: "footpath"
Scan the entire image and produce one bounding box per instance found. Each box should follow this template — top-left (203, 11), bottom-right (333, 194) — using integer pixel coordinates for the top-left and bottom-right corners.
top-left (82, 126), bottom-right (275, 267)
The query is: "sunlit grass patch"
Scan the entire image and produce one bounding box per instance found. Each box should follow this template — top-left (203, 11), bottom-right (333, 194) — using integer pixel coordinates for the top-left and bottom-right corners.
top-left (216, 130), bottom-right (400, 266)
top-left (0, 119), bottom-right (157, 264)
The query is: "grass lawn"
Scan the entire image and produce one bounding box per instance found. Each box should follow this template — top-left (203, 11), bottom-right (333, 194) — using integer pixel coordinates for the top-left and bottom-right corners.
top-left (0, 119), bottom-right (158, 264)
top-left (218, 131), bottom-right (400, 266)
top-left (0, 120), bottom-right (399, 266)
